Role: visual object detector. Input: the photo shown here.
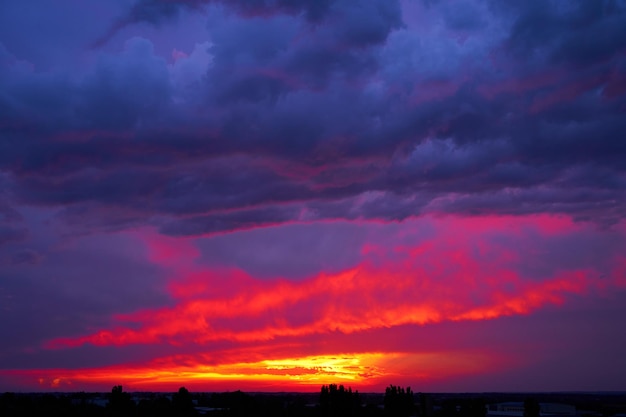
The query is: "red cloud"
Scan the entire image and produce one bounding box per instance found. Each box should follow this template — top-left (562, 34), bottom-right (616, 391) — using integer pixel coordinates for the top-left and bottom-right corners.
top-left (47, 215), bottom-right (621, 351)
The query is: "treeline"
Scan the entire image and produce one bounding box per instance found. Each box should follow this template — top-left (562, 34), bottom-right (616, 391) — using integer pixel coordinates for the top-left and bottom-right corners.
top-left (0, 383), bottom-right (491, 417)
top-left (0, 387), bottom-right (197, 417)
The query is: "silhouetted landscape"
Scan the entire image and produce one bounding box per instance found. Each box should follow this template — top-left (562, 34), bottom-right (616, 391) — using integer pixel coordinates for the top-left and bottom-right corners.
top-left (2, 385), bottom-right (625, 417)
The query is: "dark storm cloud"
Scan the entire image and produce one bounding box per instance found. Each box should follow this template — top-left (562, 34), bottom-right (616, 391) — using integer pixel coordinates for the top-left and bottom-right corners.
top-left (201, 1), bottom-right (402, 102)
top-left (98, 0), bottom-right (402, 54)
top-left (493, 0), bottom-right (626, 66)
top-left (78, 38), bottom-right (172, 130)
top-left (1, 0), bottom-right (626, 236)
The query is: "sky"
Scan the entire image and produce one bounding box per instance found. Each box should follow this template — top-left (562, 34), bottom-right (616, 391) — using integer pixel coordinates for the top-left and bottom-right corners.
top-left (1, 0), bottom-right (626, 393)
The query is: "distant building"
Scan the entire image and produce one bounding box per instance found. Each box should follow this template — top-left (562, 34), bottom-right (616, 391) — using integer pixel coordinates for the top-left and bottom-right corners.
top-left (487, 402), bottom-right (576, 417)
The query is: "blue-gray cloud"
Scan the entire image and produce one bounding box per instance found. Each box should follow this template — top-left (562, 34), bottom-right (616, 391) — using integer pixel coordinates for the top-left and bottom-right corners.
top-left (0, 0), bottom-right (625, 237)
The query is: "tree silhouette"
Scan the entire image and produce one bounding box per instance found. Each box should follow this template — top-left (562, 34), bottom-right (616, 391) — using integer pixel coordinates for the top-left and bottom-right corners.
top-left (384, 385), bottom-right (414, 417)
top-left (320, 384), bottom-right (361, 417)
top-left (172, 387), bottom-right (195, 416)
top-left (108, 385), bottom-right (133, 416)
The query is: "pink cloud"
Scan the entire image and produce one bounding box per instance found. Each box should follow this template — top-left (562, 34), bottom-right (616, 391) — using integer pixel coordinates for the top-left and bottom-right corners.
top-left (46, 215), bottom-right (624, 352)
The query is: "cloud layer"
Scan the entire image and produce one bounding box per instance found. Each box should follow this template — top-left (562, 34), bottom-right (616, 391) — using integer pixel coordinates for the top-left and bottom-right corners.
top-left (1, 0), bottom-right (625, 237)
top-left (1, 0), bottom-right (626, 391)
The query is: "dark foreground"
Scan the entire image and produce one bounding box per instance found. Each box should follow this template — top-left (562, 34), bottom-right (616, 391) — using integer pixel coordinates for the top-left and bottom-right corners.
top-left (2, 385), bottom-right (625, 417)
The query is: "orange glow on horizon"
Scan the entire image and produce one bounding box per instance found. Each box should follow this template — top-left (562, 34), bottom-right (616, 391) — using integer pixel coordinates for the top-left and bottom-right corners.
top-left (3, 350), bottom-right (504, 392)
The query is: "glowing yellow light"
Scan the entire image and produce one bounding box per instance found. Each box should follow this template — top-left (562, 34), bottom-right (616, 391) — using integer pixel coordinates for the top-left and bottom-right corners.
top-left (5, 350), bottom-right (504, 391)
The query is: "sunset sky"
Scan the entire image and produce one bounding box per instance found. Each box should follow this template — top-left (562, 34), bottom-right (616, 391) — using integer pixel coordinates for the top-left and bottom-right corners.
top-left (1, 0), bottom-right (626, 393)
